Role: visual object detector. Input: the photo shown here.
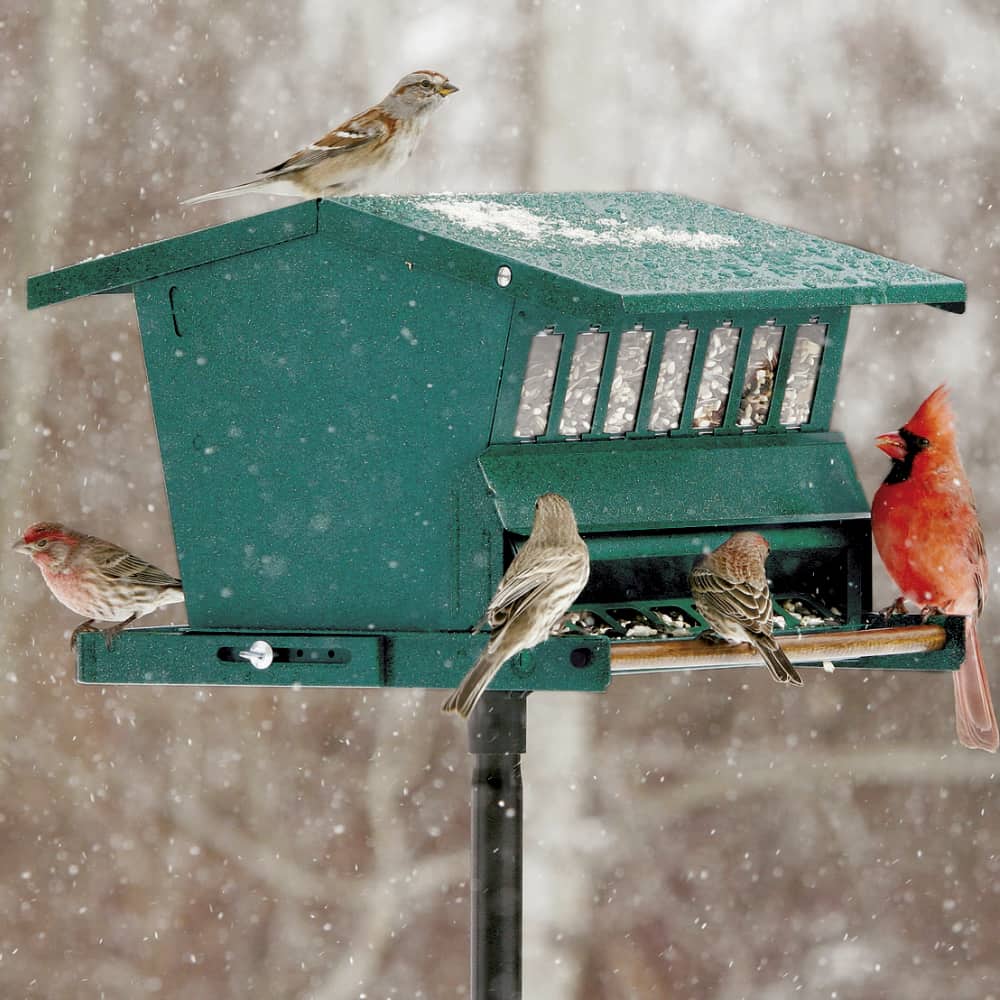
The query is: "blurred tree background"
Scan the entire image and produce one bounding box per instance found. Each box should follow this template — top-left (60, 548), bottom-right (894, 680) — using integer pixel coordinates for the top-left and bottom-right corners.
top-left (3, 1), bottom-right (999, 997)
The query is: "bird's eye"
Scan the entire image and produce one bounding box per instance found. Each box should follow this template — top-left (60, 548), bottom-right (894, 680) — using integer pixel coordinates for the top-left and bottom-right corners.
top-left (35, 539), bottom-right (48, 548)
top-left (420, 80), bottom-right (433, 90)
top-left (918, 436), bottom-right (930, 448)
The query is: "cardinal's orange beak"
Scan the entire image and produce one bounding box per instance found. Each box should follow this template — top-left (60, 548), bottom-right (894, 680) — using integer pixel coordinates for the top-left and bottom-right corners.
top-left (875, 432), bottom-right (907, 463)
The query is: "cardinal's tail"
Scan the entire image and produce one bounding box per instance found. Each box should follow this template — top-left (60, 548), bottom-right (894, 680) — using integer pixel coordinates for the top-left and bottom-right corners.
top-left (953, 617), bottom-right (999, 752)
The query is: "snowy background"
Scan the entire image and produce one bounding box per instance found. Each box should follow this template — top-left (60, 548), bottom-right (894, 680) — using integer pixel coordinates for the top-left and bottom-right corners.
top-left (4, 1), bottom-right (1000, 997)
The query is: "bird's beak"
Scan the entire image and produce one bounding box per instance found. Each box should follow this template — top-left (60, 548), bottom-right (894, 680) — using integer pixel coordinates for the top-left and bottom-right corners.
top-left (875, 432), bottom-right (907, 463)
top-left (11, 539), bottom-right (30, 555)
top-left (436, 82), bottom-right (459, 96)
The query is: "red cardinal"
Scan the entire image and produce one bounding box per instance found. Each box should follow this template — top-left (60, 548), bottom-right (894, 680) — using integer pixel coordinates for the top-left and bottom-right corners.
top-left (872, 385), bottom-right (997, 752)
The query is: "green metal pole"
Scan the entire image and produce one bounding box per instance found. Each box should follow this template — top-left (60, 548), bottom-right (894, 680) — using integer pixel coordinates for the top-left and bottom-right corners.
top-left (468, 691), bottom-right (527, 1000)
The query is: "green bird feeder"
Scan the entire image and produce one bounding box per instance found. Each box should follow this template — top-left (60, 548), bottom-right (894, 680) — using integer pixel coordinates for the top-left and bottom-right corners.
top-left (27, 192), bottom-right (966, 687)
top-left (28, 191), bottom-right (969, 1000)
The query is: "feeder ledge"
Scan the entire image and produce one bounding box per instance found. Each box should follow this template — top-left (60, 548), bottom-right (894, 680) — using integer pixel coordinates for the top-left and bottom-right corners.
top-left (610, 622), bottom-right (951, 675)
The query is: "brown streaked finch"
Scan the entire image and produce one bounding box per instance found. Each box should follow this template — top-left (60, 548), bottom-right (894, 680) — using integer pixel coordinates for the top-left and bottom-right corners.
top-left (443, 493), bottom-right (590, 719)
top-left (690, 531), bottom-right (802, 686)
top-left (872, 385), bottom-right (997, 752)
top-left (13, 522), bottom-right (184, 650)
top-left (182, 70), bottom-right (458, 204)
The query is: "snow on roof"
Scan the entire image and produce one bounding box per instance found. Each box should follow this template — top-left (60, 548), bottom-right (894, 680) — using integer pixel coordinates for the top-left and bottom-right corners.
top-left (420, 197), bottom-right (740, 250)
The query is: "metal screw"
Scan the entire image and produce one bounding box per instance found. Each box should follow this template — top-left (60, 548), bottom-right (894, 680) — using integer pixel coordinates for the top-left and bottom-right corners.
top-left (496, 265), bottom-right (512, 288)
top-left (239, 640), bottom-right (274, 670)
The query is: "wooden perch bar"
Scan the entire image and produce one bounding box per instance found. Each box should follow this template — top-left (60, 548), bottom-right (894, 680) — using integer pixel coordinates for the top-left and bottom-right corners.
top-left (610, 624), bottom-right (948, 674)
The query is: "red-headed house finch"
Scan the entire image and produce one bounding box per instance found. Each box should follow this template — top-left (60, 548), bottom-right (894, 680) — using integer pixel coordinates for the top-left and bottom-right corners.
top-left (690, 531), bottom-right (802, 686)
top-left (442, 493), bottom-right (590, 718)
top-left (183, 70), bottom-right (458, 204)
top-left (872, 385), bottom-right (998, 752)
top-left (13, 522), bottom-right (184, 650)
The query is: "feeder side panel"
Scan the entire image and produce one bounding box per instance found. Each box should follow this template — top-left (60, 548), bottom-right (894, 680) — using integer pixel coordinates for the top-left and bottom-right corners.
top-left (134, 236), bottom-right (512, 631)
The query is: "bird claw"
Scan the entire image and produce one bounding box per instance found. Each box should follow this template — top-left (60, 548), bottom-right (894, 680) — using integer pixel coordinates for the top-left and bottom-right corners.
top-left (878, 597), bottom-right (909, 620)
top-left (69, 615), bottom-right (137, 652)
top-left (69, 622), bottom-right (102, 651)
top-left (919, 605), bottom-right (946, 622)
top-left (100, 613), bottom-right (138, 651)
top-left (697, 629), bottom-right (730, 646)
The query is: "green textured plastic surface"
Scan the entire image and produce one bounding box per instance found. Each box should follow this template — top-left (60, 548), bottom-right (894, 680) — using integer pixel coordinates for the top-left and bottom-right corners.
top-left (73, 614), bottom-right (961, 687)
top-left (28, 193), bottom-right (965, 315)
top-left (27, 202), bottom-right (320, 309)
top-left (75, 628), bottom-right (611, 690)
top-left (329, 194), bottom-right (966, 313)
top-left (132, 237), bottom-right (512, 630)
top-left (480, 434), bottom-right (869, 535)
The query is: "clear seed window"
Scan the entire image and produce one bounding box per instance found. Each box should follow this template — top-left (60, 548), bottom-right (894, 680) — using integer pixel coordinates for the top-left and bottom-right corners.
top-left (737, 323), bottom-right (784, 427)
top-left (779, 322), bottom-right (827, 426)
top-left (511, 316), bottom-right (832, 441)
top-left (693, 324), bottom-right (740, 430)
top-left (603, 326), bottom-right (652, 435)
top-left (559, 327), bottom-right (607, 436)
top-left (649, 326), bottom-right (696, 432)
top-left (513, 327), bottom-right (562, 438)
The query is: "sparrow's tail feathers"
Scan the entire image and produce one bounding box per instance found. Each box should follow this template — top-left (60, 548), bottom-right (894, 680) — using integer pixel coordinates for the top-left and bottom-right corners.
top-left (442, 646), bottom-right (506, 719)
top-left (754, 634), bottom-right (803, 686)
top-left (181, 178), bottom-right (286, 205)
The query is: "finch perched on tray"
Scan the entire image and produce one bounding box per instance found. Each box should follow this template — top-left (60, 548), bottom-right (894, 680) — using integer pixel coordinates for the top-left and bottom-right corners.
top-left (872, 385), bottom-right (997, 752)
top-left (13, 522), bottom-right (184, 650)
top-left (183, 70), bottom-right (458, 204)
top-left (442, 493), bottom-right (590, 719)
top-left (690, 531), bottom-right (802, 686)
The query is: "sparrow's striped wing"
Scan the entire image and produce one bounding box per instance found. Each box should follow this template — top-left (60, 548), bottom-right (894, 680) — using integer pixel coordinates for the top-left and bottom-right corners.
top-left (96, 545), bottom-right (181, 588)
top-left (691, 562), bottom-right (771, 631)
top-left (481, 548), bottom-right (583, 630)
top-left (262, 109), bottom-right (389, 176)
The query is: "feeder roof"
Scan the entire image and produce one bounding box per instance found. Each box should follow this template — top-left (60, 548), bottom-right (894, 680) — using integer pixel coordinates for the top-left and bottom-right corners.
top-left (28, 192), bottom-right (965, 314)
